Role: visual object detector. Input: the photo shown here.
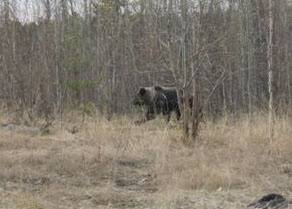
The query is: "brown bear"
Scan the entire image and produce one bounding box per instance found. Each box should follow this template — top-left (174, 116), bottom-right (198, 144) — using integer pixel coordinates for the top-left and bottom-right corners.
top-left (132, 86), bottom-right (181, 124)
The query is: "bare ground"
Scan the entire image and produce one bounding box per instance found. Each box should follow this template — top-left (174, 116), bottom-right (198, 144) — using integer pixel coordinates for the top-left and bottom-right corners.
top-left (0, 111), bottom-right (292, 209)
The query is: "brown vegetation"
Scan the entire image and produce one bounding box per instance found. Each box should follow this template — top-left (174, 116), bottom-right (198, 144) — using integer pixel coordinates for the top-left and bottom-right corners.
top-left (0, 111), bottom-right (291, 209)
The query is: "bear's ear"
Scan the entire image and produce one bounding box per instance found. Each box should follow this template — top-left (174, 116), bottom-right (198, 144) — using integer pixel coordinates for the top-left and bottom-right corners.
top-left (154, 85), bottom-right (163, 91)
top-left (139, 87), bottom-right (146, 96)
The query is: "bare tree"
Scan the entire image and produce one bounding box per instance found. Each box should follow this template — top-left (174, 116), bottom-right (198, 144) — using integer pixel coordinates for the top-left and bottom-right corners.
top-left (267, 0), bottom-right (274, 140)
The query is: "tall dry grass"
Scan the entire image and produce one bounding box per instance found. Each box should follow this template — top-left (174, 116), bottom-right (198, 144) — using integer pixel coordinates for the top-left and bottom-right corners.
top-left (0, 110), bottom-right (291, 208)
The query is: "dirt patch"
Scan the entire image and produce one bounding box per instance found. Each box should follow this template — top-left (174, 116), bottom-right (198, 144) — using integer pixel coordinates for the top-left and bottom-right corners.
top-left (117, 159), bottom-right (150, 169)
top-left (91, 192), bottom-right (151, 208)
top-left (1, 123), bottom-right (41, 136)
top-left (114, 158), bottom-right (158, 193)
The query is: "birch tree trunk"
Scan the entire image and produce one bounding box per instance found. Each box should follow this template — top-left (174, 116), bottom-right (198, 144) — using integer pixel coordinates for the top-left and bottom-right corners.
top-left (267, 0), bottom-right (274, 141)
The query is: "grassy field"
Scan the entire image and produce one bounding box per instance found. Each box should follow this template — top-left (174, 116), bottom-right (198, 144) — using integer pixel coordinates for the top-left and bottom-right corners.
top-left (0, 111), bottom-right (292, 209)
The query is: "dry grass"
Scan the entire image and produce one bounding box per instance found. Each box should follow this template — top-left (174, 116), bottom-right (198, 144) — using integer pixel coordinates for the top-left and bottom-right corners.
top-left (0, 110), bottom-right (292, 209)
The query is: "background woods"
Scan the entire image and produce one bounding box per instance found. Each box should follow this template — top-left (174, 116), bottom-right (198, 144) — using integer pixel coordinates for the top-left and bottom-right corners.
top-left (0, 0), bottom-right (292, 119)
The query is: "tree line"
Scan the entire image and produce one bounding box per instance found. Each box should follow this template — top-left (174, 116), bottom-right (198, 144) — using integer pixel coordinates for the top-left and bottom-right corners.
top-left (0, 0), bottom-right (291, 122)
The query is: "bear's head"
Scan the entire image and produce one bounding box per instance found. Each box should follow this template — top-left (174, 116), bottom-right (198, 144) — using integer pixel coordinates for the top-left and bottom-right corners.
top-left (132, 87), bottom-right (152, 106)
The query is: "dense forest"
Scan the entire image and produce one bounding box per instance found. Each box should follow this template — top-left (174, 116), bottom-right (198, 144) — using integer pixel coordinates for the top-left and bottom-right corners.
top-left (0, 0), bottom-right (291, 119)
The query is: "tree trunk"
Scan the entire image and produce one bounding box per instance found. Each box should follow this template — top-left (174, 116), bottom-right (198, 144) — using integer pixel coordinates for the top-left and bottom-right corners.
top-left (191, 73), bottom-right (201, 140)
top-left (267, 0), bottom-right (274, 141)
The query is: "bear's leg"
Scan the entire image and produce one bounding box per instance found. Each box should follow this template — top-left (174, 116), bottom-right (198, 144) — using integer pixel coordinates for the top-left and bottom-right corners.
top-left (175, 108), bottom-right (181, 121)
top-left (165, 113), bottom-right (171, 123)
top-left (134, 107), bottom-right (155, 125)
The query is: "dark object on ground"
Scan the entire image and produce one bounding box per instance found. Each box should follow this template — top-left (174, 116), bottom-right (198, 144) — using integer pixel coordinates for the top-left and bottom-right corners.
top-left (247, 193), bottom-right (288, 209)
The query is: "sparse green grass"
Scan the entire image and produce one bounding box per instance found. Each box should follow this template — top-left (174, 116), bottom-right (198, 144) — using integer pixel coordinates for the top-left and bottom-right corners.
top-left (0, 110), bottom-right (291, 209)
